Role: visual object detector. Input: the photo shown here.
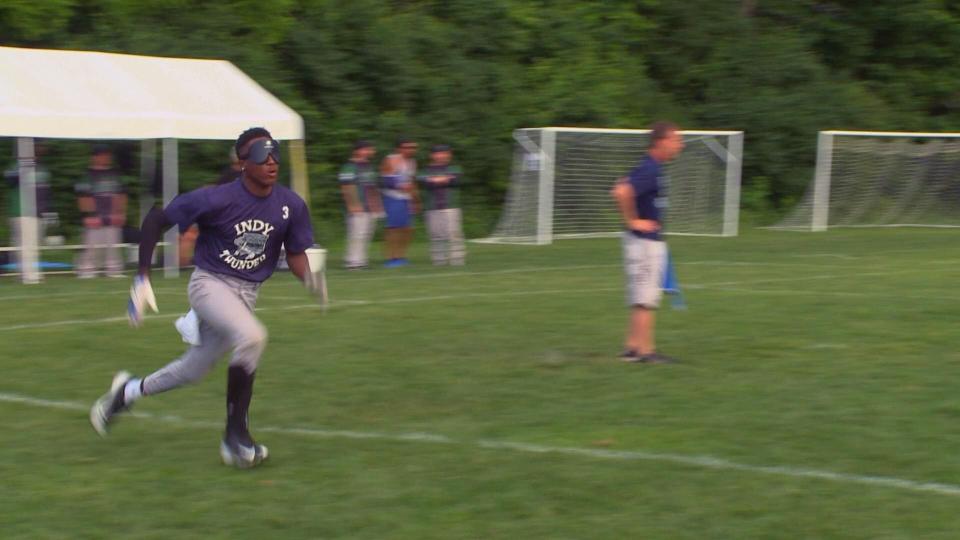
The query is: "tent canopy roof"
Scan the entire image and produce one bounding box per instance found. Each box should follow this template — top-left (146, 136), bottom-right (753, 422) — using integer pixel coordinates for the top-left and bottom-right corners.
top-left (0, 46), bottom-right (303, 141)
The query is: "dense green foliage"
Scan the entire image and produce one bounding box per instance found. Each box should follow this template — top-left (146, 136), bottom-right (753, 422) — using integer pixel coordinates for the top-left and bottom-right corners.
top-left (2, 0), bottom-right (958, 238)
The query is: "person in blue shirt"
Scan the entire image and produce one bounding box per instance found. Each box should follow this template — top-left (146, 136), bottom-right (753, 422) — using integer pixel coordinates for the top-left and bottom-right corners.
top-left (611, 122), bottom-right (685, 364)
top-left (379, 138), bottom-right (419, 267)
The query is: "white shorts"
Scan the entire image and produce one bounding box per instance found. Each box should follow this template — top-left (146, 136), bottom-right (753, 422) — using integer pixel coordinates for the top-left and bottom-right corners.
top-left (622, 233), bottom-right (667, 309)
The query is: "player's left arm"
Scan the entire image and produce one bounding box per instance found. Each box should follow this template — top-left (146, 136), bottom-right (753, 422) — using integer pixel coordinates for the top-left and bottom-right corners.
top-left (448, 165), bottom-right (462, 187)
top-left (284, 197), bottom-right (316, 285)
top-left (286, 251), bottom-right (310, 283)
top-left (409, 176), bottom-right (421, 213)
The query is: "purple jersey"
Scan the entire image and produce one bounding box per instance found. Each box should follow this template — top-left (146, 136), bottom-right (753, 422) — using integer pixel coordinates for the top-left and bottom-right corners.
top-left (163, 179), bottom-right (314, 282)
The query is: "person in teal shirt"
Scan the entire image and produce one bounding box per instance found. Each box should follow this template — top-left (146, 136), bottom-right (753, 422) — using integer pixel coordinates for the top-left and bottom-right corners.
top-left (338, 140), bottom-right (381, 269)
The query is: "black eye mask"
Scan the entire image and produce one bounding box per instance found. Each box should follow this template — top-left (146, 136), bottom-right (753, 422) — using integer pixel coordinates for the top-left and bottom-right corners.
top-left (243, 139), bottom-right (281, 164)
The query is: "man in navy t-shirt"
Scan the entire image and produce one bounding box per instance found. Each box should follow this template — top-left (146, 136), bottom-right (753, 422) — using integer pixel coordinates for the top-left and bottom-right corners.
top-left (612, 122), bottom-right (685, 364)
top-left (91, 127), bottom-right (317, 469)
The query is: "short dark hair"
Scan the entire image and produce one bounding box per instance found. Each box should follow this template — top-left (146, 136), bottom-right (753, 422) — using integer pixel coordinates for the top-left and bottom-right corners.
top-left (353, 139), bottom-right (373, 151)
top-left (235, 127), bottom-right (273, 158)
top-left (648, 121), bottom-right (679, 149)
top-left (396, 137), bottom-right (415, 148)
top-left (430, 144), bottom-right (451, 153)
top-left (92, 143), bottom-right (112, 156)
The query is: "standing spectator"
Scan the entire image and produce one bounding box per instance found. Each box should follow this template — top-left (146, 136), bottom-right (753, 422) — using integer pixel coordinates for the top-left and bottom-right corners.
top-left (611, 121), bottom-right (685, 364)
top-left (339, 140), bottom-right (380, 269)
top-left (379, 138), bottom-right (419, 267)
top-left (418, 144), bottom-right (465, 265)
top-left (76, 144), bottom-right (127, 278)
top-left (4, 143), bottom-right (52, 271)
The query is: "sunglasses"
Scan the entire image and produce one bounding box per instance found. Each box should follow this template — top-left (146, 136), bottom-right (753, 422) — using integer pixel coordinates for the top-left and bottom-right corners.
top-left (243, 139), bottom-right (281, 164)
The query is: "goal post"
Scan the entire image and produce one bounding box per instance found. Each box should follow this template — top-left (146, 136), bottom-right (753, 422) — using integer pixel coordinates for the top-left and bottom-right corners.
top-left (774, 130), bottom-right (960, 231)
top-left (479, 127), bottom-right (744, 244)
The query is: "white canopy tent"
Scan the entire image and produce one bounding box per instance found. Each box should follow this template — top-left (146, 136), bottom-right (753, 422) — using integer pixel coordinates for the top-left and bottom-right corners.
top-left (0, 46), bottom-right (309, 283)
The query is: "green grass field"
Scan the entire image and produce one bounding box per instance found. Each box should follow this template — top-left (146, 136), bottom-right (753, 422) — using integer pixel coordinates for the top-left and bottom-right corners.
top-left (3, 228), bottom-right (960, 539)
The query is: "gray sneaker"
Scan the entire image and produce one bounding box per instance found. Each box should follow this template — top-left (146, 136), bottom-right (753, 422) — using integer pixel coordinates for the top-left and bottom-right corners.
top-left (90, 371), bottom-right (134, 436)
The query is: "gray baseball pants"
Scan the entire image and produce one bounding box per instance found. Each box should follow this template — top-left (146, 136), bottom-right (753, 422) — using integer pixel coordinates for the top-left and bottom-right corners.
top-left (426, 208), bottom-right (465, 265)
top-left (142, 269), bottom-right (266, 396)
top-left (344, 212), bottom-right (376, 267)
top-left (77, 226), bottom-right (122, 276)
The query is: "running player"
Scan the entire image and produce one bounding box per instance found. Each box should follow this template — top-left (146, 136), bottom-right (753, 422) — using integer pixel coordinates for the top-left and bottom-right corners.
top-left (90, 127), bottom-right (316, 469)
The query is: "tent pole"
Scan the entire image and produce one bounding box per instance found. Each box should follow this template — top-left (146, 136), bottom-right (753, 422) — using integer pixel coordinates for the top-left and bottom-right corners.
top-left (162, 138), bottom-right (179, 278)
top-left (289, 139), bottom-right (310, 207)
top-left (16, 137), bottom-right (40, 284)
top-left (139, 139), bottom-right (156, 225)
top-left (139, 139), bottom-right (157, 271)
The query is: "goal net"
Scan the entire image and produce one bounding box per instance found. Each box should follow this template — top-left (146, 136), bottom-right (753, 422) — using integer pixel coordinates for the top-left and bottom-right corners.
top-left (480, 127), bottom-right (743, 244)
top-left (774, 131), bottom-right (960, 231)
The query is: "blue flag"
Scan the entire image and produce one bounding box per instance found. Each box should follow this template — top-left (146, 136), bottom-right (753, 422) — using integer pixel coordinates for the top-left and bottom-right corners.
top-left (662, 251), bottom-right (686, 310)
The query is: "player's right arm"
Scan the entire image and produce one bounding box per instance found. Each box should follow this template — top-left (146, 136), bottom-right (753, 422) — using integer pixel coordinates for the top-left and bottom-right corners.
top-left (136, 206), bottom-right (174, 277)
top-left (126, 206), bottom-right (170, 326)
top-left (380, 154), bottom-right (396, 175)
top-left (380, 156), bottom-right (402, 189)
top-left (128, 189), bottom-right (210, 326)
top-left (612, 177), bottom-right (658, 233)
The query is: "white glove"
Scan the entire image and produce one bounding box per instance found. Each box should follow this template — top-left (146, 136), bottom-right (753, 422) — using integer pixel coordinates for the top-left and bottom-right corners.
top-left (127, 274), bottom-right (159, 327)
top-left (305, 270), bottom-right (329, 310)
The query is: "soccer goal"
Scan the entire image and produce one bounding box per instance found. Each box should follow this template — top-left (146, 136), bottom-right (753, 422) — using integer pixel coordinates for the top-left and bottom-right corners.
top-left (479, 127), bottom-right (744, 244)
top-left (774, 130), bottom-right (960, 231)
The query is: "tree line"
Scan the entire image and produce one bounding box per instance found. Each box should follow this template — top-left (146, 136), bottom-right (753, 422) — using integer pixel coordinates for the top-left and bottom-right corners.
top-left (2, 0), bottom-right (958, 240)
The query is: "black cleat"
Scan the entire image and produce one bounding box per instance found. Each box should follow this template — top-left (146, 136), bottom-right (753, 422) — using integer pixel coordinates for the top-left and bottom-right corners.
top-left (90, 371), bottom-right (134, 436)
top-left (220, 430), bottom-right (269, 469)
top-left (619, 349), bottom-right (643, 363)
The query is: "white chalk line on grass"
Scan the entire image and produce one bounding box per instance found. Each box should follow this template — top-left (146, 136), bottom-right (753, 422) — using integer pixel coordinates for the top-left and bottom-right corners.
top-left (702, 268), bottom-right (924, 288)
top-left (0, 264), bottom-right (626, 301)
top-left (0, 257), bottom-right (938, 303)
top-left (700, 285), bottom-right (960, 303)
top-left (1, 266), bottom-right (953, 332)
top-left (0, 286), bottom-right (624, 332)
top-left (2, 391), bottom-right (959, 498)
top-left (0, 287), bottom-right (183, 302)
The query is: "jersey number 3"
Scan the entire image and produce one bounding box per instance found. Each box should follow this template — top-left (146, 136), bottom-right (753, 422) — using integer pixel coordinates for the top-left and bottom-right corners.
top-left (282, 206), bottom-right (290, 220)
